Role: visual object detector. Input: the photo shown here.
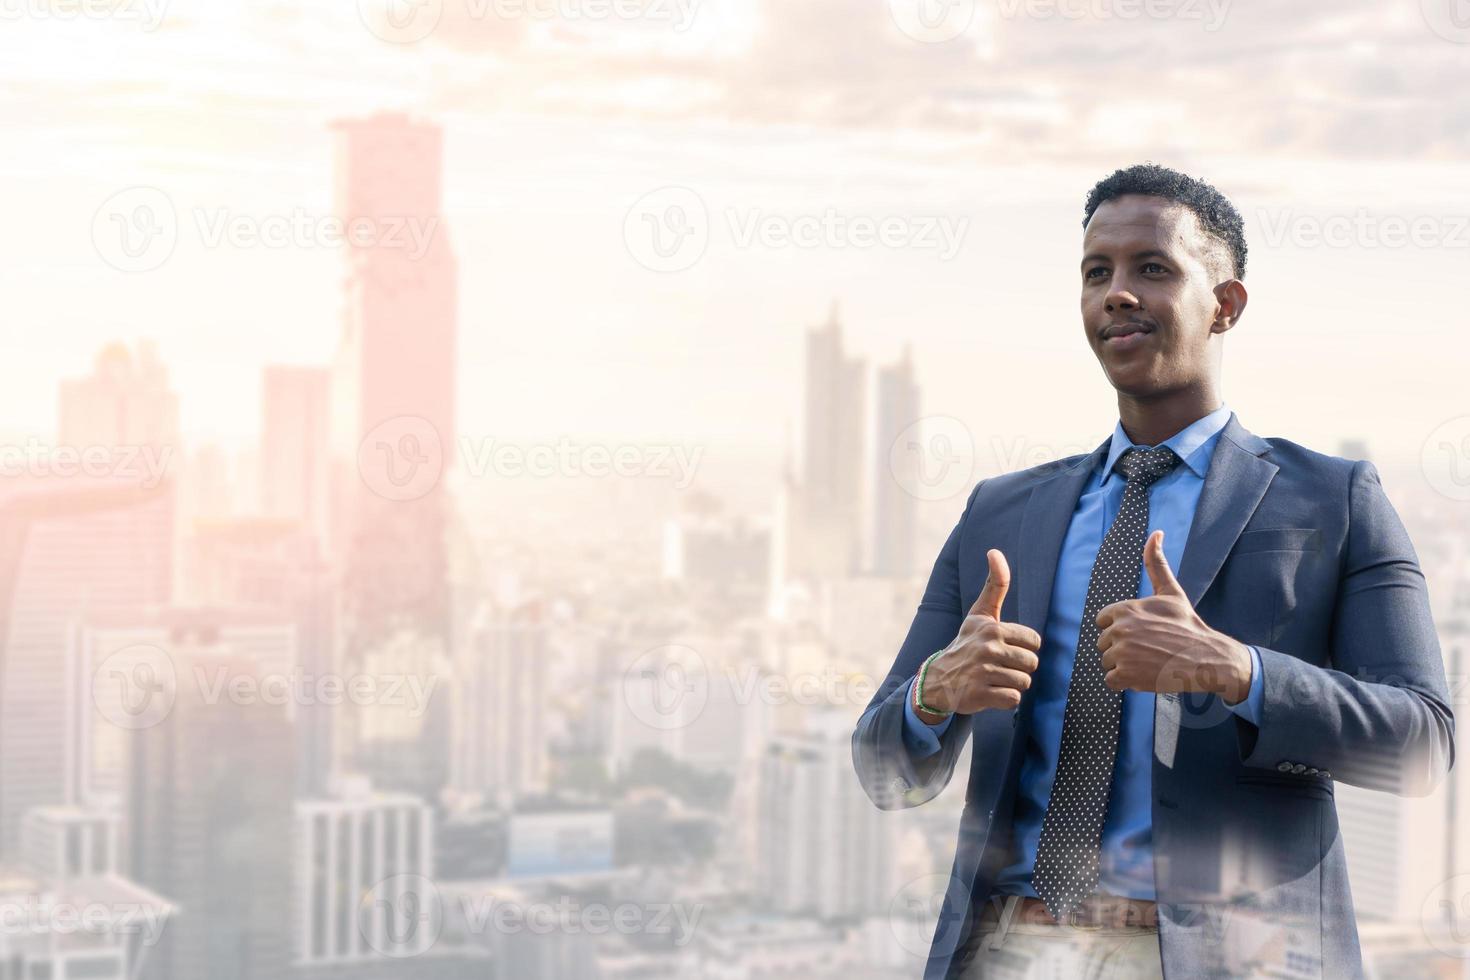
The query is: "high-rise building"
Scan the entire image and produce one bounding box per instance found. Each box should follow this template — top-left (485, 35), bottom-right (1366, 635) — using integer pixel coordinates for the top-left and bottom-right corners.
top-left (450, 603), bottom-right (550, 806)
top-left (260, 365), bottom-right (331, 545)
top-left (57, 341), bottom-right (179, 453)
top-left (0, 479), bottom-right (174, 858)
top-left (294, 776), bottom-right (436, 965)
top-left (872, 346), bottom-right (920, 578)
top-left (756, 710), bottom-right (892, 920)
top-left (125, 642), bottom-right (293, 980)
top-left (330, 112), bottom-right (458, 653)
top-left (789, 306), bottom-right (866, 580)
top-left (329, 113), bottom-right (458, 804)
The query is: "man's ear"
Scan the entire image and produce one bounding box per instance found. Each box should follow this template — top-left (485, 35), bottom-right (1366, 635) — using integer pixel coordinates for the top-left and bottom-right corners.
top-left (1211, 279), bottom-right (1248, 334)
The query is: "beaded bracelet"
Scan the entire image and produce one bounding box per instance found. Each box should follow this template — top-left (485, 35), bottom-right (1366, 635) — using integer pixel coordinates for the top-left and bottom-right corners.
top-left (915, 650), bottom-right (952, 718)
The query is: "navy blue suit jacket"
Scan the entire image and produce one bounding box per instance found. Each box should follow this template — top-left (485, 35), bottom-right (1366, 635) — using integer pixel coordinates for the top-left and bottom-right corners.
top-left (852, 413), bottom-right (1454, 979)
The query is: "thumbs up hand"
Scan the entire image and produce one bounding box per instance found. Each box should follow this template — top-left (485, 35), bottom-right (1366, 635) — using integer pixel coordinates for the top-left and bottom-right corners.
top-left (1095, 530), bottom-right (1253, 702)
top-left (916, 549), bottom-right (1044, 721)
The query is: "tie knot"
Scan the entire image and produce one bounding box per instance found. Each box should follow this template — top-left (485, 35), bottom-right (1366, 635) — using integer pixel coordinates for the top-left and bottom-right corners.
top-left (1113, 445), bottom-right (1180, 487)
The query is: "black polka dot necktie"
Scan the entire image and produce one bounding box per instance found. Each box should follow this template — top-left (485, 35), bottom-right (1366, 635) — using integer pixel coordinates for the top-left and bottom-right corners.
top-left (1032, 444), bottom-right (1181, 922)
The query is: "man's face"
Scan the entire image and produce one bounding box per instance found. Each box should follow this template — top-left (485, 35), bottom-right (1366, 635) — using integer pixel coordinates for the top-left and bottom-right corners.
top-left (1080, 194), bottom-right (1229, 397)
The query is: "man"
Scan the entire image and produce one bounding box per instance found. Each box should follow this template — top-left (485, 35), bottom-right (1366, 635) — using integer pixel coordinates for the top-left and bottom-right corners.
top-left (851, 164), bottom-right (1454, 979)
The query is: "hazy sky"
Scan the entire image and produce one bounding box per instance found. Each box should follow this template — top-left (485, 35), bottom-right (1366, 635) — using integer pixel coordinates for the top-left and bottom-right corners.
top-left (3, 0), bottom-right (1469, 471)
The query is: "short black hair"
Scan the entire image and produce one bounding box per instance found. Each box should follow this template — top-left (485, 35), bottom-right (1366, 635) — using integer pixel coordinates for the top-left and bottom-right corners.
top-left (1083, 163), bottom-right (1247, 280)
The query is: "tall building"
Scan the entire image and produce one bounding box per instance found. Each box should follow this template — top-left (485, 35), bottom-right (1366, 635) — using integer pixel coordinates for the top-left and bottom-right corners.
top-left (330, 113), bottom-right (458, 802)
top-left (70, 607), bottom-right (298, 808)
top-left (57, 341), bottom-right (179, 453)
top-left (872, 346), bottom-right (920, 578)
top-left (331, 112), bottom-right (458, 652)
top-left (756, 711), bottom-right (892, 921)
top-left (294, 777), bottom-right (436, 965)
top-left (0, 478), bottom-right (174, 858)
top-left (450, 603), bottom-right (550, 805)
top-left (126, 642), bottom-right (294, 980)
top-left (260, 365), bottom-right (331, 546)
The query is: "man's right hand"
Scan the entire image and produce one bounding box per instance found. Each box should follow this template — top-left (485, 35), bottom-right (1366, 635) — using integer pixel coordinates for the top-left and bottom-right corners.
top-left (914, 549), bottom-right (1043, 723)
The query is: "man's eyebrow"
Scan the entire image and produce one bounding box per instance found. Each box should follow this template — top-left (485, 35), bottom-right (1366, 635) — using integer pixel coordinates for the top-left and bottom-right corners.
top-left (1079, 249), bottom-right (1174, 269)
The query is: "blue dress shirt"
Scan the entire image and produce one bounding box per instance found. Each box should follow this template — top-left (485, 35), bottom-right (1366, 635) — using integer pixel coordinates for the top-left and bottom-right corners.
top-left (902, 403), bottom-right (1265, 899)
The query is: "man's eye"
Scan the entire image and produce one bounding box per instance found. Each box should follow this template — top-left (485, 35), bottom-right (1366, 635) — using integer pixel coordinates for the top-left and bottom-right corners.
top-left (1085, 267), bottom-right (1108, 280)
top-left (1142, 262), bottom-right (1167, 274)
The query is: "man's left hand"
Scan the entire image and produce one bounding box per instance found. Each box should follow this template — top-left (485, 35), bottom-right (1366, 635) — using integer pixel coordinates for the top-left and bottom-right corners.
top-left (1096, 529), bottom-right (1253, 703)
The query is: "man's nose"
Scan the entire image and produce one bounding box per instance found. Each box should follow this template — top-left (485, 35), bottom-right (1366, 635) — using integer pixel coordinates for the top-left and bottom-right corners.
top-left (1105, 286), bottom-right (1140, 313)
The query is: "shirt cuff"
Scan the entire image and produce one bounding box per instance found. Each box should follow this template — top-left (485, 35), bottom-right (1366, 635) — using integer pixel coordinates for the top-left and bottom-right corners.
top-left (902, 674), bottom-right (953, 759)
top-left (1226, 644), bottom-right (1265, 726)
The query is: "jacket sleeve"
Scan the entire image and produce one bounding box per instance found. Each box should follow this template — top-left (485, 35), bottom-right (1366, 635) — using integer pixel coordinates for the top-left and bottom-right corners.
top-left (852, 480), bottom-right (983, 810)
top-left (1236, 460), bottom-right (1455, 796)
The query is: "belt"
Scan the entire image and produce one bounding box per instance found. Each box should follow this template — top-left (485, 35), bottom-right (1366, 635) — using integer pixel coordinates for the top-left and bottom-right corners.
top-left (979, 894), bottom-right (1158, 929)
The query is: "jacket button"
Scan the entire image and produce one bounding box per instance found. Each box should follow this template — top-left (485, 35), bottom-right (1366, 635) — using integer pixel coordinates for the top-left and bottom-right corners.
top-left (1277, 762), bottom-right (1293, 772)
top-left (1292, 764), bottom-right (1307, 774)
top-left (1306, 768), bottom-right (1319, 776)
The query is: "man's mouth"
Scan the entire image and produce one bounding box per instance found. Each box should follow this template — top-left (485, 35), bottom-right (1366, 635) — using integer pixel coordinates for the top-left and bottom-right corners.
top-left (1101, 323), bottom-right (1155, 350)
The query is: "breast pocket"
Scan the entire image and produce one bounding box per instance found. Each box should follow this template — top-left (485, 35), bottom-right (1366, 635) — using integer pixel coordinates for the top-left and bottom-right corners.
top-left (1222, 529), bottom-right (1324, 648)
top-left (1230, 527), bottom-right (1322, 556)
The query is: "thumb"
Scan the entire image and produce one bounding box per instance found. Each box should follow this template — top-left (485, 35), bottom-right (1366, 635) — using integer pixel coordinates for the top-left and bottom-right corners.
top-left (970, 549), bottom-right (1010, 621)
top-left (1144, 529), bottom-right (1187, 599)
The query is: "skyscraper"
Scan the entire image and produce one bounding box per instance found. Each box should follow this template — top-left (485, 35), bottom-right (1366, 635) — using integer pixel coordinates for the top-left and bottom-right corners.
top-left (781, 306), bottom-right (866, 583)
top-left (0, 479), bottom-right (174, 858)
top-left (330, 113), bottom-right (459, 800)
top-left (331, 112), bottom-right (458, 652)
top-left (126, 642), bottom-right (293, 980)
top-left (58, 341), bottom-right (179, 453)
top-left (872, 346), bottom-right (920, 578)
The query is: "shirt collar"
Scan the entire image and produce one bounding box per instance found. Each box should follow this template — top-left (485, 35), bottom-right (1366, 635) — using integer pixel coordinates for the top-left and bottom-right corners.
top-left (1100, 403), bottom-right (1233, 482)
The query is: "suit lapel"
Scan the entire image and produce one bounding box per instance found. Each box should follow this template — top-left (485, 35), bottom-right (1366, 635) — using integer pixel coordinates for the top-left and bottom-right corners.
top-left (1173, 412), bottom-right (1279, 607)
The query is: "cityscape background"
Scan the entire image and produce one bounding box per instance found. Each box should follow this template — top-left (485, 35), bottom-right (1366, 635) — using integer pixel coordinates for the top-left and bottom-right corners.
top-left (3, 1), bottom-right (1470, 977)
